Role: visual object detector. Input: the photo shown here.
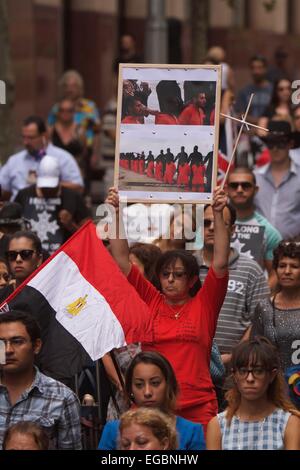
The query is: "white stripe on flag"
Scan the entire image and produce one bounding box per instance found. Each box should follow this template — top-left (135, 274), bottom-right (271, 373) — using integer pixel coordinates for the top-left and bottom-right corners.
top-left (28, 251), bottom-right (126, 360)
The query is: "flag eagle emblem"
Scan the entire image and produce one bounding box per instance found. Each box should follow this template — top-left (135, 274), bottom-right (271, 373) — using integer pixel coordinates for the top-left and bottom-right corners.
top-left (66, 295), bottom-right (88, 317)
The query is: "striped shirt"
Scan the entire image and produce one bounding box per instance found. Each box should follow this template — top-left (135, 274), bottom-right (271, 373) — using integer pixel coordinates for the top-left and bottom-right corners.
top-left (0, 367), bottom-right (82, 449)
top-left (196, 249), bottom-right (270, 353)
top-left (217, 408), bottom-right (291, 450)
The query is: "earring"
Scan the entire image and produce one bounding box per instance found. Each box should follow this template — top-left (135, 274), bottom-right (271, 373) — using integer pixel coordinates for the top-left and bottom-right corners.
top-left (130, 393), bottom-right (135, 401)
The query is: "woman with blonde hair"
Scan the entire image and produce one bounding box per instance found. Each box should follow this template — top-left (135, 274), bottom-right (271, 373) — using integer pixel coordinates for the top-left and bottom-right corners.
top-left (206, 337), bottom-right (300, 450)
top-left (3, 421), bottom-right (49, 450)
top-left (119, 407), bottom-right (177, 450)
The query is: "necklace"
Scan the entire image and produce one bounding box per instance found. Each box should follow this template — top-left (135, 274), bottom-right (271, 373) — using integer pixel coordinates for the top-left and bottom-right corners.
top-left (166, 302), bottom-right (186, 320)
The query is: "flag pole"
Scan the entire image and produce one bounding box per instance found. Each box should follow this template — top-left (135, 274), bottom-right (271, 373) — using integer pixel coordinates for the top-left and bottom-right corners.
top-left (110, 349), bottom-right (126, 392)
top-left (221, 93), bottom-right (255, 189)
top-left (95, 360), bottom-right (103, 423)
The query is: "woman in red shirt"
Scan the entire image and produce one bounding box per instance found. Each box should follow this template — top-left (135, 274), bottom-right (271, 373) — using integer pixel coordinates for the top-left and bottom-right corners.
top-left (106, 187), bottom-right (229, 430)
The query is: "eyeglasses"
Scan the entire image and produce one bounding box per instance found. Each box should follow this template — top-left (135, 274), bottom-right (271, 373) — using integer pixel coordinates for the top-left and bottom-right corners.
top-left (234, 366), bottom-right (273, 379)
top-left (0, 338), bottom-right (30, 348)
top-left (228, 182), bottom-right (254, 190)
top-left (160, 271), bottom-right (187, 279)
top-left (6, 250), bottom-right (36, 261)
top-left (266, 141), bottom-right (289, 149)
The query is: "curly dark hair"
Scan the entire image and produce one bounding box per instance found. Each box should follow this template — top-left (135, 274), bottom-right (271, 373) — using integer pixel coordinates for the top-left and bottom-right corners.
top-left (273, 238), bottom-right (300, 270)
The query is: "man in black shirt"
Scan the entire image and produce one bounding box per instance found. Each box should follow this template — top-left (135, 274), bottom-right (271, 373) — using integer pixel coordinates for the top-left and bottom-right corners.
top-left (15, 155), bottom-right (90, 254)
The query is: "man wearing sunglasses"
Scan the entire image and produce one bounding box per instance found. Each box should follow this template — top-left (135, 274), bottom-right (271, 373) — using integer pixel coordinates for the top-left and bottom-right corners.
top-left (227, 167), bottom-right (282, 282)
top-left (254, 120), bottom-right (300, 239)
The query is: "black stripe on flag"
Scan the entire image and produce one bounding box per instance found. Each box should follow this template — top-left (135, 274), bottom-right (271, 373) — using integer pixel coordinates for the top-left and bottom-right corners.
top-left (8, 286), bottom-right (91, 380)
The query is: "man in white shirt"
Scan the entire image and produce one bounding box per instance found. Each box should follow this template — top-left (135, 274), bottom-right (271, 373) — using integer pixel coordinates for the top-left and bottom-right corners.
top-left (0, 116), bottom-right (84, 200)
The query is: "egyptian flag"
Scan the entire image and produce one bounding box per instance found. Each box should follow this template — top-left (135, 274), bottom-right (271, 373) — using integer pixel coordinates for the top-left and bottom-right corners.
top-left (0, 221), bottom-right (153, 380)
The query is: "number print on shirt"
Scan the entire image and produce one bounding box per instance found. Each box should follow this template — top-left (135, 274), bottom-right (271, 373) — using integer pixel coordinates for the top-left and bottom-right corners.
top-left (291, 340), bottom-right (300, 365)
top-left (227, 280), bottom-right (245, 295)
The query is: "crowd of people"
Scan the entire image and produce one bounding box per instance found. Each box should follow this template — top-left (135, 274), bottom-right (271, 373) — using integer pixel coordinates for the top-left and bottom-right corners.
top-left (0, 36), bottom-right (300, 451)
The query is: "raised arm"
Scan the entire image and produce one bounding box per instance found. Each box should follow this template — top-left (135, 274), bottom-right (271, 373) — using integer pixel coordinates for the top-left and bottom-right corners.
top-left (211, 186), bottom-right (230, 276)
top-left (105, 187), bottom-right (131, 276)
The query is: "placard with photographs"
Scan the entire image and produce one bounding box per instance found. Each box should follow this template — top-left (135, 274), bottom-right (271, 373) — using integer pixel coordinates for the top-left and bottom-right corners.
top-left (114, 64), bottom-right (222, 203)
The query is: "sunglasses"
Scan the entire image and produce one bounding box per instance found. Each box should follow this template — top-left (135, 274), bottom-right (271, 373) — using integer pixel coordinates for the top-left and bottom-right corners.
top-left (228, 182), bottom-right (254, 190)
top-left (160, 270), bottom-right (187, 279)
top-left (6, 250), bottom-right (36, 261)
top-left (266, 141), bottom-right (289, 149)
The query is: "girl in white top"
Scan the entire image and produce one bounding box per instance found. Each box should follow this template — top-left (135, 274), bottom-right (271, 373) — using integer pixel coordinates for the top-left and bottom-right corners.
top-left (206, 336), bottom-right (300, 450)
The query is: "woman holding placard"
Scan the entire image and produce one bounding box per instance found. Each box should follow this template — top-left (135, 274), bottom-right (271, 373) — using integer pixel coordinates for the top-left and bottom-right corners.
top-left (105, 186), bottom-right (229, 430)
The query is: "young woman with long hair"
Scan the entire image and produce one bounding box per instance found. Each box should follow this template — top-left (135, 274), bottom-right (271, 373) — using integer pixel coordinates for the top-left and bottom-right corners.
top-left (98, 351), bottom-right (205, 450)
top-left (206, 337), bottom-right (300, 450)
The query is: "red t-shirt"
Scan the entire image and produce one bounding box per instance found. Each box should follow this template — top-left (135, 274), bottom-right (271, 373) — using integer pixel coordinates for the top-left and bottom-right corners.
top-left (127, 264), bottom-right (228, 411)
top-left (178, 104), bottom-right (205, 125)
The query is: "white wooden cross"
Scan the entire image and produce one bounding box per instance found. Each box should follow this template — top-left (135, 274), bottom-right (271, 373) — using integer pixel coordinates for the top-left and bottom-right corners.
top-left (220, 93), bottom-right (269, 189)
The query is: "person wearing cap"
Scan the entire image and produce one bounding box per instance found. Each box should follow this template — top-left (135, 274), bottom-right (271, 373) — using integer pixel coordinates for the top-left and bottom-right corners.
top-left (254, 120), bottom-right (300, 239)
top-left (0, 202), bottom-right (29, 259)
top-left (0, 116), bottom-right (84, 200)
top-left (14, 156), bottom-right (90, 255)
